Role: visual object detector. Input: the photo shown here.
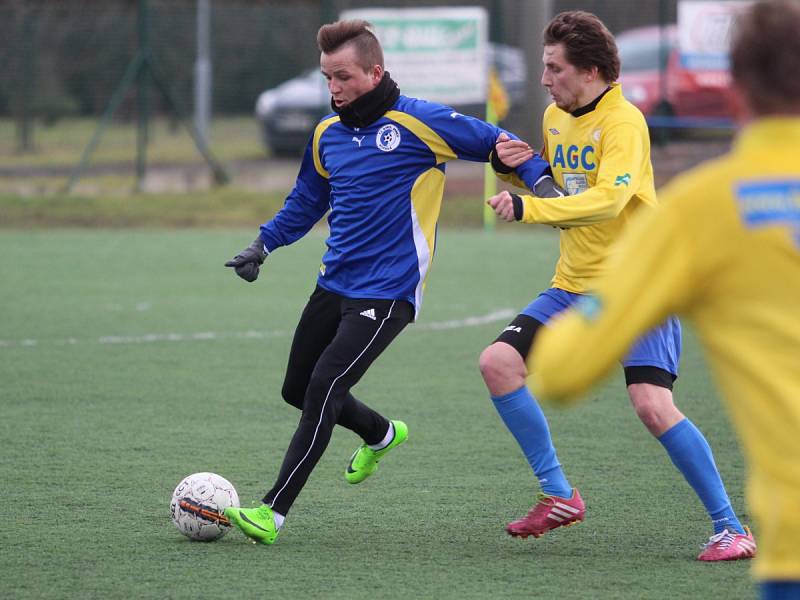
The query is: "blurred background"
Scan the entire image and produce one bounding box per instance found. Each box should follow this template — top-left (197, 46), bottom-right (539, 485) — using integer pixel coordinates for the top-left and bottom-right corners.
top-left (0, 0), bottom-right (742, 221)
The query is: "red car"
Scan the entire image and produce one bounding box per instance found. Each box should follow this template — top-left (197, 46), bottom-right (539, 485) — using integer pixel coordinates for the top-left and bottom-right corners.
top-left (617, 25), bottom-right (733, 122)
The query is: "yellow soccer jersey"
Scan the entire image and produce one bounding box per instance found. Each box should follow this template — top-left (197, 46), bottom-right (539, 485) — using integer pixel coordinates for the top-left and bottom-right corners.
top-left (529, 117), bottom-right (800, 580)
top-left (517, 84), bottom-right (658, 293)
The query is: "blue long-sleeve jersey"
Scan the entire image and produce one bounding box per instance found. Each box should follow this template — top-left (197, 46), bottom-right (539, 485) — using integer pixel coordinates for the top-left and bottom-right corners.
top-left (259, 95), bottom-right (550, 316)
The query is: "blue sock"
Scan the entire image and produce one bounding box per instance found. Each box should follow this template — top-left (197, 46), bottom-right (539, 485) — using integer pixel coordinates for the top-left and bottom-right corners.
top-left (491, 386), bottom-right (572, 498)
top-left (658, 418), bottom-right (744, 535)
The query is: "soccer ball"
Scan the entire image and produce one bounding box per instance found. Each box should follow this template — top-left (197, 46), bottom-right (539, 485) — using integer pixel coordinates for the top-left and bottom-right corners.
top-left (170, 472), bottom-right (239, 541)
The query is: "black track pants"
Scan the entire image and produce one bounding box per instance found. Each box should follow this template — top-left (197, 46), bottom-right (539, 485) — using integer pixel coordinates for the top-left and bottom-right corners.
top-left (264, 285), bottom-right (414, 515)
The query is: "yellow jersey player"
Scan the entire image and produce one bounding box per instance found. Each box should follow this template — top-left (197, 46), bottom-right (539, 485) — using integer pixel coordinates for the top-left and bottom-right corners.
top-left (481, 10), bottom-right (754, 561)
top-left (528, 1), bottom-right (800, 595)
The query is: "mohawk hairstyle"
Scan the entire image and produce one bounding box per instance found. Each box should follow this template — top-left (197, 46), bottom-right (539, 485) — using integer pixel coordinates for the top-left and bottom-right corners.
top-left (317, 19), bottom-right (384, 72)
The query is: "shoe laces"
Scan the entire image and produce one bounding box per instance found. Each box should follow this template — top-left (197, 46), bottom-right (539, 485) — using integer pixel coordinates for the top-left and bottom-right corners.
top-left (703, 529), bottom-right (737, 550)
top-left (529, 492), bottom-right (556, 513)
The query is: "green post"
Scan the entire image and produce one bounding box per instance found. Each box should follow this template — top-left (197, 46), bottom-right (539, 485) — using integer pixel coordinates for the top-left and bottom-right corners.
top-left (483, 100), bottom-right (497, 232)
top-left (321, 0), bottom-right (336, 24)
top-left (17, 7), bottom-right (34, 154)
top-left (490, 0), bottom-right (503, 44)
top-left (136, 0), bottom-right (152, 191)
top-left (66, 0), bottom-right (230, 193)
top-left (66, 53), bottom-right (146, 193)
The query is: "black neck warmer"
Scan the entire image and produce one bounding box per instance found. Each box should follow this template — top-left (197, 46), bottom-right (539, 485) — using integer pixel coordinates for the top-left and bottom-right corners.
top-left (571, 86), bottom-right (613, 117)
top-left (332, 72), bottom-right (400, 128)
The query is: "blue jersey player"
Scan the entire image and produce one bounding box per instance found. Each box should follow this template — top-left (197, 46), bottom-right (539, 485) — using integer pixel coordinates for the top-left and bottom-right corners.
top-left (221, 19), bottom-right (558, 545)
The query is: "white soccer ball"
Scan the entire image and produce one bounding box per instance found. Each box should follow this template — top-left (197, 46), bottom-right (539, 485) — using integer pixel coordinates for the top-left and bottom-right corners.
top-left (170, 472), bottom-right (240, 541)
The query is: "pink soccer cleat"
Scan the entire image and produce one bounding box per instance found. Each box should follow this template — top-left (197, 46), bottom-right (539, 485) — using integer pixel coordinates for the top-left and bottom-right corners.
top-left (506, 489), bottom-right (585, 539)
top-left (697, 526), bottom-right (757, 561)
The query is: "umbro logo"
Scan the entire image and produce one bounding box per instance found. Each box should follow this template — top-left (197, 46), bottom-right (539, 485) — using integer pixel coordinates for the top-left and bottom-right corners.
top-left (352, 135), bottom-right (365, 147)
top-left (548, 128), bottom-right (560, 135)
top-left (360, 308), bottom-right (376, 320)
top-left (503, 326), bottom-right (522, 333)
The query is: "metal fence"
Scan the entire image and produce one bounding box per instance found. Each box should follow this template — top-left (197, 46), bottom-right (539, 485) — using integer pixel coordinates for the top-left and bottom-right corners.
top-left (2, 0), bottom-right (678, 137)
top-left (2, 0), bottom-right (739, 197)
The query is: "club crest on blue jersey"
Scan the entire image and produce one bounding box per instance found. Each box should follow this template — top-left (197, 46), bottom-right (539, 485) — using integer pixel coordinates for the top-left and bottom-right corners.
top-left (376, 124), bottom-right (401, 152)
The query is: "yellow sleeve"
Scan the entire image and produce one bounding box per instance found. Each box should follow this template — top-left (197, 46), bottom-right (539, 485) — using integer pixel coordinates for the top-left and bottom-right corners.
top-left (518, 122), bottom-right (644, 227)
top-left (495, 171), bottom-right (529, 190)
top-left (527, 199), bottom-right (696, 404)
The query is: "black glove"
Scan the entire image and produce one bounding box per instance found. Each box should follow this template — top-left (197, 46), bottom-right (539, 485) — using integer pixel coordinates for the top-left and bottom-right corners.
top-left (533, 175), bottom-right (566, 198)
top-left (224, 238), bottom-right (267, 282)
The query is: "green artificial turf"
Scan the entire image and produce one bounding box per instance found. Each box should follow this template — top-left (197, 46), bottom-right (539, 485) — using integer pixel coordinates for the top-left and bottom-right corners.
top-left (0, 229), bottom-right (754, 599)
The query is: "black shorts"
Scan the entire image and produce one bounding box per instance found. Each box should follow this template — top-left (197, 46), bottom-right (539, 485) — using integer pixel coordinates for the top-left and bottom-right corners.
top-left (493, 314), bottom-right (675, 390)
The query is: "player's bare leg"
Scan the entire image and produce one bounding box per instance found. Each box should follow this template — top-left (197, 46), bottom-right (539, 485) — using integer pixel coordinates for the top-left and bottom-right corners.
top-left (480, 341), bottom-right (583, 538)
top-left (629, 383), bottom-right (754, 560)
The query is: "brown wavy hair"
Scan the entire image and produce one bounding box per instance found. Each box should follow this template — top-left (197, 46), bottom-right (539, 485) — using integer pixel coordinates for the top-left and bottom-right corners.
top-left (317, 20), bottom-right (384, 72)
top-left (544, 11), bottom-right (620, 83)
top-left (731, 0), bottom-right (800, 115)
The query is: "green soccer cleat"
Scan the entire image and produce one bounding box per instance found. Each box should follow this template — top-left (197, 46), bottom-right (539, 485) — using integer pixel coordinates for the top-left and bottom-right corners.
top-left (224, 504), bottom-right (279, 545)
top-left (345, 420), bottom-right (408, 484)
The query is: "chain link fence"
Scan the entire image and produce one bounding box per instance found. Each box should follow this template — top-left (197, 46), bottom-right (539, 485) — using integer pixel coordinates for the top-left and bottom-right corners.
top-left (1, 0), bottom-right (734, 196)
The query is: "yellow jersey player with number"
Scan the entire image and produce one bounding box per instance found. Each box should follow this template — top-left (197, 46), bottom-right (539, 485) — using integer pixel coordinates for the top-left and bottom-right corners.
top-left (481, 10), bottom-right (753, 561)
top-left (528, 1), bottom-right (800, 595)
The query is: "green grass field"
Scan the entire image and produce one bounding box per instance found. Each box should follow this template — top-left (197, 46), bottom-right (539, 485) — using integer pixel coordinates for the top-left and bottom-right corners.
top-left (0, 117), bottom-right (264, 169)
top-left (1, 229), bottom-right (754, 599)
top-left (0, 116), bottom-right (265, 197)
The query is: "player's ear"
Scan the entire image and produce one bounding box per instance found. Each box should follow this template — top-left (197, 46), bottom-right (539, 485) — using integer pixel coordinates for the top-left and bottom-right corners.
top-left (584, 65), bottom-right (600, 83)
top-left (371, 64), bottom-right (383, 84)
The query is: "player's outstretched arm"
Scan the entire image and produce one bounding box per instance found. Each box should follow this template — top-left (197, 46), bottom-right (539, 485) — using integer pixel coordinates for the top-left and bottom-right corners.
top-left (491, 132), bottom-right (556, 191)
top-left (493, 132), bottom-right (533, 167)
top-left (487, 177), bottom-right (565, 222)
top-left (404, 100), bottom-right (550, 186)
top-left (505, 123), bottom-right (645, 227)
